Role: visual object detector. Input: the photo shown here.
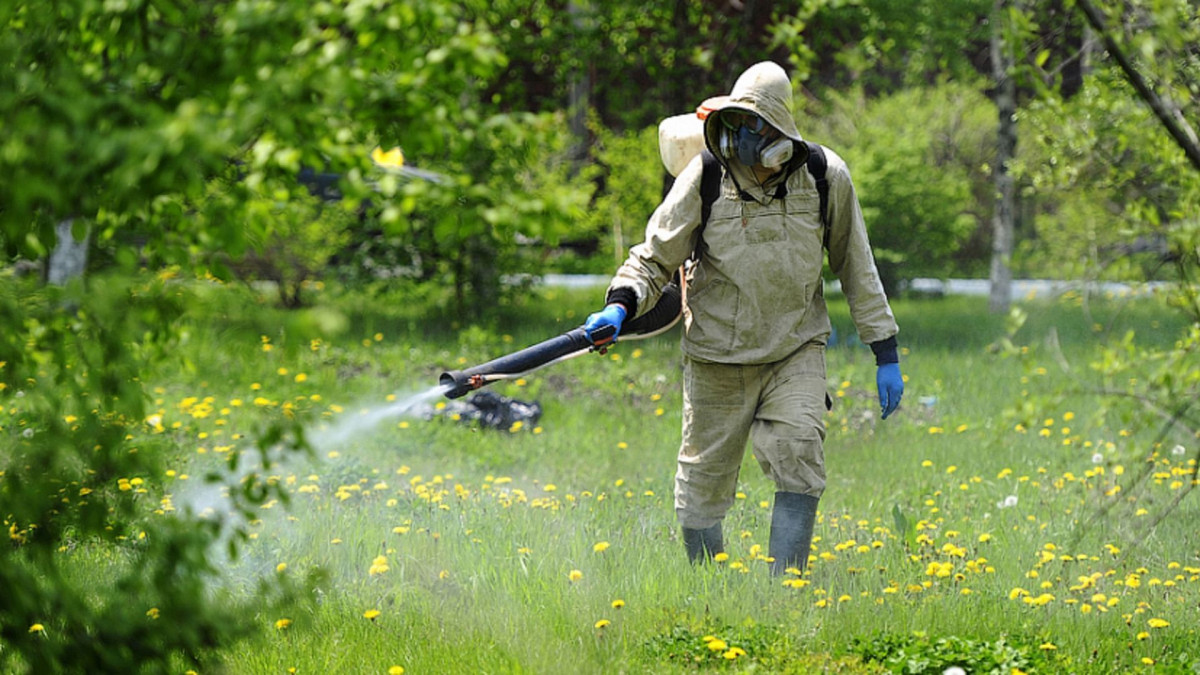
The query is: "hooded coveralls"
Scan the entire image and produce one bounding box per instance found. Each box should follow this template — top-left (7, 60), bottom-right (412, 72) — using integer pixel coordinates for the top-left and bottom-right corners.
top-left (604, 62), bottom-right (898, 530)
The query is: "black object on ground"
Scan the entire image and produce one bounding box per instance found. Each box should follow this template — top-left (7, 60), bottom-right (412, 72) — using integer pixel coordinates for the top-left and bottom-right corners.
top-left (430, 391), bottom-right (543, 430)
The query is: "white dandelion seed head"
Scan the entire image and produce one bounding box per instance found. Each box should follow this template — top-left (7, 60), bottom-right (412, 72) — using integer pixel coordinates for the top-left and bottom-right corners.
top-left (1091, 453), bottom-right (1104, 464)
top-left (15, 390), bottom-right (25, 398)
top-left (1171, 445), bottom-right (1186, 457)
top-left (943, 668), bottom-right (967, 675)
top-left (22, 428), bottom-right (34, 438)
top-left (997, 495), bottom-right (1018, 509)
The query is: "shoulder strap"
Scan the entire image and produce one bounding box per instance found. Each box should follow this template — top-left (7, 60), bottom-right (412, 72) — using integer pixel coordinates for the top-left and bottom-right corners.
top-left (804, 140), bottom-right (831, 249)
top-left (699, 149), bottom-right (721, 227)
top-left (689, 149), bottom-right (722, 262)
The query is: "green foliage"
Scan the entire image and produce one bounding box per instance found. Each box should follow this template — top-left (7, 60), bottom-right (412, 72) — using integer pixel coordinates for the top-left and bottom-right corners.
top-left (791, 0), bottom-right (994, 91)
top-left (642, 620), bottom-right (885, 672)
top-left (851, 632), bottom-right (1062, 674)
top-left (1013, 75), bottom-right (1200, 282)
top-left (578, 122), bottom-right (666, 271)
top-left (811, 83), bottom-right (994, 287)
top-left (377, 110), bottom-right (592, 313)
top-left (228, 191), bottom-right (356, 308)
top-left (0, 273), bottom-right (310, 672)
top-left (2, 0), bottom-right (589, 309)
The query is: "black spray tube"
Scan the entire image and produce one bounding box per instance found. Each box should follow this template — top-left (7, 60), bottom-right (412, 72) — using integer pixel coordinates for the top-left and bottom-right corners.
top-left (438, 280), bottom-right (682, 399)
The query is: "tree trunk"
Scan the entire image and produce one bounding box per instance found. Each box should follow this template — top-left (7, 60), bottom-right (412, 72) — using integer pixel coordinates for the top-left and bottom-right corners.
top-left (567, 1), bottom-right (590, 169)
top-left (989, 0), bottom-right (1017, 314)
top-left (46, 219), bottom-right (90, 286)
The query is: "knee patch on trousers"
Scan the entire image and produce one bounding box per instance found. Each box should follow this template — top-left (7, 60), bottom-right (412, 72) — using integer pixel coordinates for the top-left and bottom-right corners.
top-left (752, 426), bottom-right (825, 496)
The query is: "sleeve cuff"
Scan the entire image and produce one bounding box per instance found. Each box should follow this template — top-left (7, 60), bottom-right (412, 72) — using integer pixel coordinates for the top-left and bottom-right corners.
top-left (605, 287), bottom-right (638, 316)
top-left (870, 335), bottom-right (899, 366)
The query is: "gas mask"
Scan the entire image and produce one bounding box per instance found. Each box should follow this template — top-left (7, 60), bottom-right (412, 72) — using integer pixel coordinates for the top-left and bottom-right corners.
top-left (716, 112), bottom-right (794, 169)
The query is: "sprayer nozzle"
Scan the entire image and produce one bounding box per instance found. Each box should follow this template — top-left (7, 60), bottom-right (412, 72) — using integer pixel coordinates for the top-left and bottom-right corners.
top-left (439, 371), bottom-right (474, 399)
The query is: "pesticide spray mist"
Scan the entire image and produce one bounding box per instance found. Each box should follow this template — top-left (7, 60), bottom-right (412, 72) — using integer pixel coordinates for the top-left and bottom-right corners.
top-left (308, 384), bottom-right (449, 451)
top-left (168, 383), bottom-right (452, 585)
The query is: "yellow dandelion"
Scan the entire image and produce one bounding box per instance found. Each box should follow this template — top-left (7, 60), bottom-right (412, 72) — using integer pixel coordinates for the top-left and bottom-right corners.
top-left (1148, 618), bottom-right (1170, 629)
top-left (28, 623), bottom-right (44, 634)
top-left (713, 552), bottom-right (729, 563)
top-left (569, 569), bottom-right (583, 582)
top-left (611, 599), bottom-right (625, 609)
top-left (1136, 631), bottom-right (1150, 640)
top-left (146, 608), bottom-right (160, 619)
top-left (363, 609), bottom-right (381, 620)
top-left (276, 562), bottom-right (288, 573)
top-left (274, 618), bottom-right (292, 630)
top-left (706, 638), bottom-right (728, 651)
top-left (593, 541), bottom-right (610, 553)
top-left (594, 619), bottom-right (611, 629)
top-left (388, 667), bottom-right (405, 675)
top-left (1039, 642), bottom-right (1056, 650)
top-left (723, 647), bottom-right (747, 659)
top-left (368, 555), bottom-right (390, 576)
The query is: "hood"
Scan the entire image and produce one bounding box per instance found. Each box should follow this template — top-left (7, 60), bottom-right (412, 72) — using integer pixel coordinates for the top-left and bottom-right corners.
top-left (702, 61), bottom-right (803, 159)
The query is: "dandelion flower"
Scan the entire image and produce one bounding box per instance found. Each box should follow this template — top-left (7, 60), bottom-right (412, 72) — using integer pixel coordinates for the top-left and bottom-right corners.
top-left (363, 609), bottom-right (381, 620)
top-left (569, 569), bottom-right (583, 582)
top-left (276, 562), bottom-right (287, 573)
top-left (274, 618), bottom-right (292, 630)
top-left (723, 647), bottom-right (746, 660)
top-left (146, 608), bottom-right (160, 619)
top-left (611, 599), bottom-right (625, 609)
top-left (1039, 642), bottom-right (1057, 650)
top-left (1148, 618), bottom-right (1170, 629)
top-left (713, 552), bottom-right (729, 563)
top-left (368, 555), bottom-right (390, 576)
top-left (388, 667), bottom-right (405, 675)
top-left (593, 541), bottom-right (610, 553)
top-left (705, 638), bottom-right (728, 651)
top-left (28, 624), bottom-right (44, 634)
top-left (594, 619), bottom-right (611, 629)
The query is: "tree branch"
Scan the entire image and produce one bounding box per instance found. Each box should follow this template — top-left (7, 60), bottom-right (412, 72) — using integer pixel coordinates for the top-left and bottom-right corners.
top-left (1075, 0), bottom-right (1200, 171)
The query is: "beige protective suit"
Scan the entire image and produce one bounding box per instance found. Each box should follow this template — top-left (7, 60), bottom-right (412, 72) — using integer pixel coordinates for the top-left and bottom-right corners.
top-left (605, 62), bottom-right (898, 529)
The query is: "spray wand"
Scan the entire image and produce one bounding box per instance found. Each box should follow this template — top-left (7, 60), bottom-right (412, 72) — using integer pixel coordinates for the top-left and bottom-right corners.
top-left (439, 282), bottom-right (683, 399)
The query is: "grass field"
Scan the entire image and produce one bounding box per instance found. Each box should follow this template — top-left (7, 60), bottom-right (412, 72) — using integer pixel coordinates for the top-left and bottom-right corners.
top-left (76, 282), bottom-right (1199, 673)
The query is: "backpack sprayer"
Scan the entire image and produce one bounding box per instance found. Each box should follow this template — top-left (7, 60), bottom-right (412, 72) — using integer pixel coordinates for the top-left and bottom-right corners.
top-left (439, 282), bottom-right (683, 399)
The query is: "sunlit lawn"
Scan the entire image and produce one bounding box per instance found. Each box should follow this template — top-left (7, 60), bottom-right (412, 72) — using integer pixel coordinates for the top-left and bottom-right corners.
top-left (95, 283), bottom-right (1198, 673)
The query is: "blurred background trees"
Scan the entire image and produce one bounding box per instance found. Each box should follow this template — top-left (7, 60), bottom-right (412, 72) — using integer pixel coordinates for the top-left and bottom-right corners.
top-left (5, 0), bottom-right (1195, 306)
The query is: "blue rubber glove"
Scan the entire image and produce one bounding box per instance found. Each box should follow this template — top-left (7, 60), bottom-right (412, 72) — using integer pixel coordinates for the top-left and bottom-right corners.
top-left (583, 304), bottom-right (627, 345)
top-left (876, 363), bottom-right (904, 419)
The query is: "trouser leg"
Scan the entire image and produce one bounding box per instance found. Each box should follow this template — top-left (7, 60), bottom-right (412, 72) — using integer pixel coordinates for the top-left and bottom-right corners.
top-left (674, 357), bottom-right (755, 535)
top-left (750, 344), bottom-right (827, 574)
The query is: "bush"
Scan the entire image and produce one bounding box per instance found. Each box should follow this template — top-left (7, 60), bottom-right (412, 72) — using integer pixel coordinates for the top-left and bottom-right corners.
top-left (805, 83), bottom-right (995, 290)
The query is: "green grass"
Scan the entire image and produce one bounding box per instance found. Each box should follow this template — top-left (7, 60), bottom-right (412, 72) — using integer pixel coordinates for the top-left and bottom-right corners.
top-left (69, 282), bottom-right (1200, 673)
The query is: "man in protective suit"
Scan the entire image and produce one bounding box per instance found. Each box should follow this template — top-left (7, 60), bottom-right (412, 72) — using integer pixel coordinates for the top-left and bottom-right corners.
top-left (585, 61), bottom-right (903, 574)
